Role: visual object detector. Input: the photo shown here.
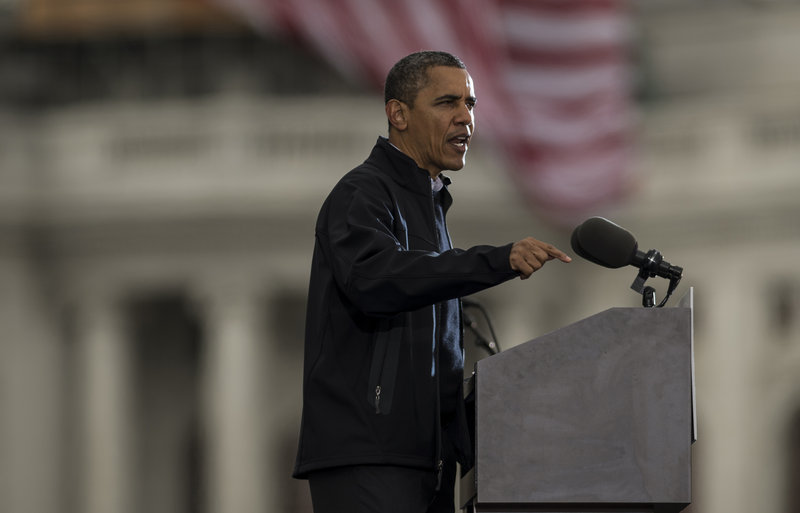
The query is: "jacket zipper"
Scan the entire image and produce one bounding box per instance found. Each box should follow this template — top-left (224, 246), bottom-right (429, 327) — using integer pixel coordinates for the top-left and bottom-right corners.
top-left (433, 302), bottom-right (444, 491)
top-left (368, 317), bottom-right (402, 416)
top-left (431, 187), bottom-right (445, 491)
top-left (368, 322), bottom-right (389, 415)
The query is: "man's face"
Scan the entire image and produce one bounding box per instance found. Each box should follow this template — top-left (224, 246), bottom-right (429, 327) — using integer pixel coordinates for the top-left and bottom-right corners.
top-left (401, 66), bottom-right (476, 176)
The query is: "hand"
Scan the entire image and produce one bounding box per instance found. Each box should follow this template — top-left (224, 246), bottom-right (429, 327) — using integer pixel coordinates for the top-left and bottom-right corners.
top-left (509, 237), bottom-right (572, 280)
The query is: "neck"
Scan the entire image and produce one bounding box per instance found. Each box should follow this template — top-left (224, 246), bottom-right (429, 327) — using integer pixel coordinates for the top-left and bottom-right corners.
top-left (387, 133), bottom-right (440, 179)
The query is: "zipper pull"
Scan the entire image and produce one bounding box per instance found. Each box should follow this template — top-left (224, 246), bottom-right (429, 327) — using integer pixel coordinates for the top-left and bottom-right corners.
top-left (435, 459), bottom-right (444, 491)
top-left (374, 385), bottom-right (382, 414)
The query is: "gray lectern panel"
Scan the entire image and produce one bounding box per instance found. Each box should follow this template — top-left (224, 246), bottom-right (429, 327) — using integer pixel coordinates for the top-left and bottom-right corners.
top-left (472, 307), bottom-right (692, 511)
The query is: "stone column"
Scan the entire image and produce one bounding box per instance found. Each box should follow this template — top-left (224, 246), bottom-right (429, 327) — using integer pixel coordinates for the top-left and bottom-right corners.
top-left (196, 279), bottom-right (273, 513)
top-left (700, 260), bottom-right (760, 513)
top-left (0, 251), bottom-right (63, 513)
top-left (75, 290), bottom-right (134, 513)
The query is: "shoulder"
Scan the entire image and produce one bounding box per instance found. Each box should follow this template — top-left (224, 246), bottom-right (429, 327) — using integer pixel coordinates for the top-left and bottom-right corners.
top-left (324, 137), bottom-right (424, 206)
top-left (331, 149), bottom-right (396, 198)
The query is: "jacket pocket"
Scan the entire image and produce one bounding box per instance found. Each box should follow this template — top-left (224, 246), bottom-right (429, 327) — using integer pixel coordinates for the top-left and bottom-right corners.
top-left (367, 315), bottom-right (403, 415)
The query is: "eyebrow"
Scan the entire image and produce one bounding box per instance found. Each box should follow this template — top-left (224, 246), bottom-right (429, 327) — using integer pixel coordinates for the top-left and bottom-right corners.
top-left (434, 94), bottom-right (477, 103)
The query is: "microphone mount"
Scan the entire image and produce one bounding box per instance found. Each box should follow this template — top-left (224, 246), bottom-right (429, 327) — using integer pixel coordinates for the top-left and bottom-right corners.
top-left (630, 249), bottom-right (683, 308)
top-left (462, 299), bottom-right (501, 355)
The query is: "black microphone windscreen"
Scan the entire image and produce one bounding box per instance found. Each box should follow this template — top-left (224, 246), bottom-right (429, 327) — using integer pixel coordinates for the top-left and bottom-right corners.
top-left (571, 217), bottom-right (638, 269)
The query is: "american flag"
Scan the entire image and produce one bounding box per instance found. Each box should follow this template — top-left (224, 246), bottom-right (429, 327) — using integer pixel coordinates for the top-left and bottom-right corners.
top-left (212, 0), bottom-right (634, 222)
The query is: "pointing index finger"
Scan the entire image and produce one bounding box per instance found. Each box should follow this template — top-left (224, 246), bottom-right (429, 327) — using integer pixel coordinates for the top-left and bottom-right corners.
top-left (544, 243), bottom-right (572, 263)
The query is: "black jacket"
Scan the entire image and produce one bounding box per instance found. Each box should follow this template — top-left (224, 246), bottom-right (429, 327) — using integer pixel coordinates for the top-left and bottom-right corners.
top-left (293, 137), bottom-right (518, 478)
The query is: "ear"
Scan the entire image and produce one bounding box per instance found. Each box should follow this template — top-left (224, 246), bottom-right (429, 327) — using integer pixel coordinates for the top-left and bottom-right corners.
top-left (385, 99), bottom-right (408, 131)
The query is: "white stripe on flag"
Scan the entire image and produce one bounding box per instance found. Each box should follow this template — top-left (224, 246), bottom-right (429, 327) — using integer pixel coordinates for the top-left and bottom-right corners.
top-left (517, 101), bottom-right (630, 146)
top-left (504, 63), bottom-right (629, 99)
top-left (502, 8), bottom-right (630, 50)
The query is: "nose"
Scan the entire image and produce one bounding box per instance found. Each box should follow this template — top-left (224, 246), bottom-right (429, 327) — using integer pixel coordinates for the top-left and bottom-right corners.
top-left (454, 102), bottom-right (474, 127)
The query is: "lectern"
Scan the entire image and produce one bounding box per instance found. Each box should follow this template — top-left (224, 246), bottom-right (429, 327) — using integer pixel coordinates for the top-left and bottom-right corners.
top-left (461, 291), bottom-right (695, 513)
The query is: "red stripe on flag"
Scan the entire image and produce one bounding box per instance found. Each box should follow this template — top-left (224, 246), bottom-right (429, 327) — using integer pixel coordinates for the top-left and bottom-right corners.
top-left (500, 0), bottom-right (627, 13)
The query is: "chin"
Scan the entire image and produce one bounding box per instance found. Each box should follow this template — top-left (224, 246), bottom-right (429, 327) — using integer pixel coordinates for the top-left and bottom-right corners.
top-left (441, 159), bottom-right (467, 172)
top-left (450, 160), bottom-right (467, 171)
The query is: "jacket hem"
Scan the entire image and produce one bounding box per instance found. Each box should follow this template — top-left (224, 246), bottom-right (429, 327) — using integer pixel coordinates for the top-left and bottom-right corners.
top-left (293, 453), bottom-right (435, 479)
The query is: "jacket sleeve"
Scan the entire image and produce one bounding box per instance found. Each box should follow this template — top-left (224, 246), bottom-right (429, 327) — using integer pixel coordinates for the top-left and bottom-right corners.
top-left (318, 179), bottom-right (518, 316)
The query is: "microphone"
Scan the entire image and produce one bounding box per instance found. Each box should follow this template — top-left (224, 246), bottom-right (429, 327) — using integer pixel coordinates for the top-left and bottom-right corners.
top-left (571, 217), bottom-right (683, 307)
top-left (570, 217), bottom-right (683, 282)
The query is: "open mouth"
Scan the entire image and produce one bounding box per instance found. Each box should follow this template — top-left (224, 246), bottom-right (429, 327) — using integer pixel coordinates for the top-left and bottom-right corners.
top-left (449, 134), bottom-right (470, 151)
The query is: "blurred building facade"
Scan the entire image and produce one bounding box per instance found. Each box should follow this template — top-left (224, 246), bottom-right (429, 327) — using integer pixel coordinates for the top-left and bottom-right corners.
top-left (1, 1), bottom-right (800, 513)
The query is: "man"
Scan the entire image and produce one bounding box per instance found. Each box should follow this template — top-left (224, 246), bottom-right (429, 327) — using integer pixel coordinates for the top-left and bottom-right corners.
top-left (293, 51), bottom-right (571, 513)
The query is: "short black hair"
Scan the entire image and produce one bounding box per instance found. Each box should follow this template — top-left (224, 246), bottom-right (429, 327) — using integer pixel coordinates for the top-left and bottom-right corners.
top-left (384, 51), bottom-right (466, 108)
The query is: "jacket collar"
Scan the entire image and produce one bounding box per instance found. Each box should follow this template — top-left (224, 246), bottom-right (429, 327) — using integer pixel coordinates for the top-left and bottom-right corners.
top-left (372, 137), bottom-right (452, 195)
